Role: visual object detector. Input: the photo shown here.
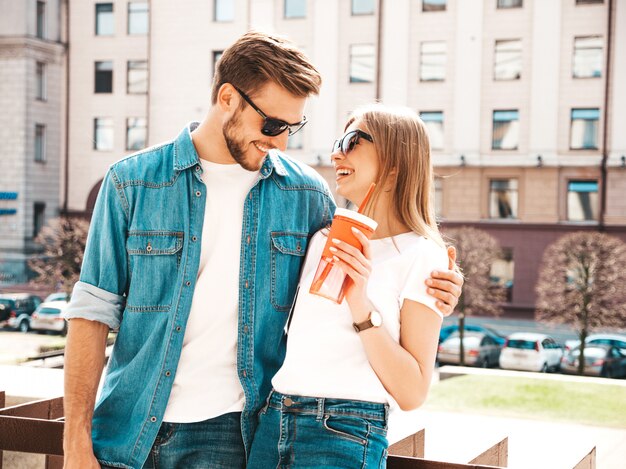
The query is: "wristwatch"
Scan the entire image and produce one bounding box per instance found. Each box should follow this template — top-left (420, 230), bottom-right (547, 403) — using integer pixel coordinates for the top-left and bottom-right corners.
top-left (353, 311), bottom-right (383, 333)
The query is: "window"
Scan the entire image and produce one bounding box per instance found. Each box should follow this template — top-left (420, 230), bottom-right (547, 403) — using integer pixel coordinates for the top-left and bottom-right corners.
top-left (285, 0), bottom-right (306, 18)
top-left (127, 118), bottom-right (147, 151)
top-left (576, 0), bottom-right (603, 4)
top-left (420, 111), bottom-right (444, 150)
top-left (494, 39), bottom-right (522, 80)
top-left (570, 108), bottom-right (599, 149)
top-left (573, 36), bottom-right (602, 78)
top-left (489, 179), bottom-right (518, 219)
top-left (96, 3), bottom-right (114, 36)
top-left (492, 110), bottom-right (519, 150)
top-left (36, 62), bottom-right (46, 100)
top-left (497, 0), bottom-right (522, 8)
top-left (287, 129), bottom-right (304, 150)
top-left (423, 0), bottom-right (446, 12)
top-left (490, 248), bottom-right (514, 302)
top-left (128, 2), bottom-right (149, 35)
top-left (94, 118), bottom-right (114, 151)
top-left (35, 124), bottom-right (46, 163)
top-left (33, 202), bottom-right (46, 239)
top-left (95, 61), bottom-right (113, 93)
top-left (212, 50), bottom-right (224, 78)
top-left (434, 177), bottom-right (443, 216)
top-left (567, 181), bottom-right (598, 221)
top-left (36, 1), bottom-right (46, 39)
top-left (215, 0), bottom-right (234, 22)
top-left (127, 60), bottom-right (148, 94)
top-left (352, 0), bottom-right (375, 15)
top-left (420, 41), bottom-right (446, 81)
top-left (349, 44), bottom-right (375, 83)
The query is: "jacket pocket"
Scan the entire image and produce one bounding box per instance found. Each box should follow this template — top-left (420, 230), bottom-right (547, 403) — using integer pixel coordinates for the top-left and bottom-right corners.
top-left (270, 232), bottom-right (308, 312)
top-left (126, 231), bottom-right (183, 312)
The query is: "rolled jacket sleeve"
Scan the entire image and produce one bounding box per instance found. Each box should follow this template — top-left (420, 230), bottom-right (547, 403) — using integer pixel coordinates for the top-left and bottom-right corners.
top-left (64, 167), bottom-right (129, 329)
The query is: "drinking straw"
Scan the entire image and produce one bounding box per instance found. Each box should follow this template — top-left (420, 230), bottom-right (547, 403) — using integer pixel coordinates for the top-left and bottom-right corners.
top-left (357, 182), bottom-right (376, 214)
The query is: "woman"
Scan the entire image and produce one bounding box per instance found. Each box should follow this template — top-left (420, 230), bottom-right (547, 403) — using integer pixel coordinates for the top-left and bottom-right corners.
top-left (248, 105), bottom-right (449, 468)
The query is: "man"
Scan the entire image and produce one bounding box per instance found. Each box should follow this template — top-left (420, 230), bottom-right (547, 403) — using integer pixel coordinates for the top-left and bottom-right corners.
top-left (63, 31), bottom-right (463, 469)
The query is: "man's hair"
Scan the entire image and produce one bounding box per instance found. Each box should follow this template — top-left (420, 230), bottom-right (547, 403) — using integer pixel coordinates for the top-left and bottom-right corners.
top-left (211, 31), bottom-right (322, 103)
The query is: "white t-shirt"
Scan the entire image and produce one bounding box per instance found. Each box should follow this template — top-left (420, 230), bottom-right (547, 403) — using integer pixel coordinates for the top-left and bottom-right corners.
top-left (272, 230), bottom-right (448, 404)
top-left (163, 158), bottom-right (259, 423)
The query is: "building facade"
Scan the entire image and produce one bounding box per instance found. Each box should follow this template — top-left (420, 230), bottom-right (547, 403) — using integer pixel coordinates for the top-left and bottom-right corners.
top-left (0, 0), bottom-right (66, 284)
top-left (3, 0), bottom-right (625, 316)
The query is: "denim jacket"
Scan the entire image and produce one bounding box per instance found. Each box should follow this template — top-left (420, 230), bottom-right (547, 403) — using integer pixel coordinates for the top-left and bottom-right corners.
top-left (64, 123), bottom-right (336, 468)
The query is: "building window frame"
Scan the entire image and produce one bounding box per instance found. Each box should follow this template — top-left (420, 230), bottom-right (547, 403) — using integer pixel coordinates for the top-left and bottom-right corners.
top-left (36, 1), bottom-right (46, 39)
top-left (422, 0), bottom-right (446, 12)
top-left (575, 0), bottom-right (603, 4)
top-left (127, 60), bottom-right (148, 94)
top-left (349, 44), bottom-right (376, 83)
top-left (95, 3), bottom-right (115, 36)
top-left (284, 0), bottom-right (307, 18)
top-left (492, 110), bottom-right (520, 150)
top-left (420, 111), bottom-right (444, 151)
top-left (573, 36), bottom-right (603, 79)
top-left (494, 39), bottom-right (522, 81)
top-left (570, 108), bottom-right (600, 150)
top-left (214, 0), bottom-right (235, 22)
top-left (94, 118), bottom-right (114, 151)
top-left (36, 61), bottom-right (47, 101)
top-left (420, 41), bottom-right (446, 82)
top-left (351, 0), bottom-right (375, 15)
top-left (497, 0), bottom-right (523, 8)
top-left (95, 61), bottom-right (114, 94)
top-left (433, 177), bottom-right (443, 217)
top-left (567, 180), bottom-right (599, 222)
top-left (127, 2), bottom-right (149, 35)
top-left (126, 117), bottom-right (147, 151)
top-left (490, 248), bottom-right (514, 302)
top-left (489, 178), bottom-right (518, 219)
top-left (33, 202), bottom-right (46, 239)
top-left (35, 124), bottom-right (46, 163)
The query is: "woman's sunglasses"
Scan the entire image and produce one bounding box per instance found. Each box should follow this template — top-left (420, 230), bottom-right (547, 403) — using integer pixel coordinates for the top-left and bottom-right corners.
top-left (332, 130), bottom-right (374, 155)
top-left (235, 87), bottom-right (307, 137)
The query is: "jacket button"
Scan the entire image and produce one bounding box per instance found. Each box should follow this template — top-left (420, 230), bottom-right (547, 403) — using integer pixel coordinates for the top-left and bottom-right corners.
top-left (246, 235), bottom-right (250, 244)
top-left (186, 281), bottom-right (191, 286)
top-left (150, 417), bottom-right (157, 422)
top-left (245, 281), bottom-right (249, 288)
top-left (192, 236), bottom-right (198, 242)
top-left (175, 326), bottom-right (181, 332)
top-left (195, 191), bottom-right (201, 197)
top-left (195, 165), bottom-right (201, 171)
top-left (165, 371), bottom-right (171, 377)
top-left (243, 325), bottom-right (249, 334)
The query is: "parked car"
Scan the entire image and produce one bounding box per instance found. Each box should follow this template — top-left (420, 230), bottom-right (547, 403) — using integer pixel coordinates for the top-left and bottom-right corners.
top-left (438, 331), bottom-right (502, 368)
top-left (564, 334), bottom-right (626, 352)
top-left (498, 332), bottom-right (563, 372)
top-left (439, 323), bottom-right (506, 345)
top-left (44, 292), bottom-right (70, 303)
top-left (561, 345), bottom-right (626, 378)
top-left (0, 293), bottom-right (43, 332)
top-left (29, 301), bottom-right (69, 335)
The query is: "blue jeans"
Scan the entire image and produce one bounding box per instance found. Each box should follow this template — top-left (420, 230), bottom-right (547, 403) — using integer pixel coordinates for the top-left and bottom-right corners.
top-left (247, 391), bottom-right (389, 469)
top-left (139, 412), bottom-right (245, 469)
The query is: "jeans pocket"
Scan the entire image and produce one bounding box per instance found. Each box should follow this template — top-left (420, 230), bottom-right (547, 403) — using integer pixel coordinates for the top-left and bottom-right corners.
top-left (270, 232), bottom-right (308, 311)
top-left (322, 415), bottom-right (368, 445)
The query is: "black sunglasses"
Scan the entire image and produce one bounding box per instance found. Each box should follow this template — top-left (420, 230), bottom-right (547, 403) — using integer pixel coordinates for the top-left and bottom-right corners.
top-left (234, 87), bottom-right (307, 137)
top-left (332, 130), bottom-right (374, 155)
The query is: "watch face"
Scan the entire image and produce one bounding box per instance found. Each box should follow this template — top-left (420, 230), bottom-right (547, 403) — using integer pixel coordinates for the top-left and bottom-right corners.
top-left (370, 311), bottom-right (383, 327)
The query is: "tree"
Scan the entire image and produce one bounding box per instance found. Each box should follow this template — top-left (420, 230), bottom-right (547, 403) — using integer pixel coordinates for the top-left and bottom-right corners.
top-left (29, 216), bottom-right (90, 295)
top-left (536, 232), bottom-right (626, 375)
top-left (444, 227), bottom-right (505, 366)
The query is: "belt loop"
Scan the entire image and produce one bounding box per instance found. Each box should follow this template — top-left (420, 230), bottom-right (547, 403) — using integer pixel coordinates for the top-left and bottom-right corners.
top-left (316, 398), bottom-right (324, 421)
top-left (384, 403), bottom-right (389, 427)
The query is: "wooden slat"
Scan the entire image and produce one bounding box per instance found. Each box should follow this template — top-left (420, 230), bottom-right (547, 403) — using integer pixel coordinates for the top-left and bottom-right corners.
top-left (468, 437), bottom-right (507, 467)
top-left (0, 416), bottom-right (64, 455)
top-left (0, 397), bottom-right (64, 420)
top-left (389, 429), bottom-right (426, 458)
top-left (572, 447), bottom-right (596, 469)
top-left (0, 391), bottom-right (5, 408)
top-left (388, 455), bottom-right (504, 469)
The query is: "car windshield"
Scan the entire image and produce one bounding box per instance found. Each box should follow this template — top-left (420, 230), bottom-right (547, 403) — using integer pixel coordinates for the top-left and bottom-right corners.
top-left (0, 299), bottom-right (15, 307)
top-left (506, 340), bottom-right (536, 350)
top-left (38, 308), bottom-right (61, 315)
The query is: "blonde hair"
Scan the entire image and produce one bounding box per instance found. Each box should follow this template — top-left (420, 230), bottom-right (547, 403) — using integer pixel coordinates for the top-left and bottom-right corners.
top-left (211, 31), bottom-right (322, 103)
top-left (346, 104), bottom-right (444, 247)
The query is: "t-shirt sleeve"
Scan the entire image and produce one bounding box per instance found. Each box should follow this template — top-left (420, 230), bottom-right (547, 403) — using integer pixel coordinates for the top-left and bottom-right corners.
top-left (400, 239), bottom-right (449, 320)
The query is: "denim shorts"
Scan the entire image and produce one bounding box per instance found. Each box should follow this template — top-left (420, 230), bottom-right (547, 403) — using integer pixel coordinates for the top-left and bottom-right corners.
top-left (247, 390), bottom-right (389, 469)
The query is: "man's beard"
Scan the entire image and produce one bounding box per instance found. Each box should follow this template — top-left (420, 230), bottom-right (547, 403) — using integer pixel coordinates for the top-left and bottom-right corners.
top-left (223, 113), bottom-right (265, 172)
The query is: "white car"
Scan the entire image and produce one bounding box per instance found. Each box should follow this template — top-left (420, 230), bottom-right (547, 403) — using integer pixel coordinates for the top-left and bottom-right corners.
top-left (564, 334), bottom-right (626, 352)
top-left (29, 300), bottom-right (69, 335)
top-left (499, 333), bottom-right (563, 372)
